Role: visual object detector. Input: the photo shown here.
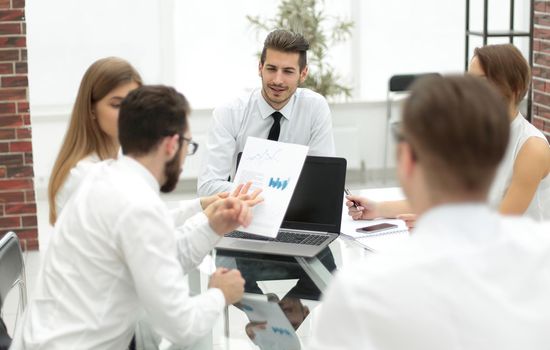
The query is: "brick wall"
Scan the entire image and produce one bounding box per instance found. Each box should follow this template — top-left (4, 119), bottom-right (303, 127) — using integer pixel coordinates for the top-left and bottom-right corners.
top-left (533, 1), bottom-right (550, 140)
top-left (0, 0), bottom-right (38, 250)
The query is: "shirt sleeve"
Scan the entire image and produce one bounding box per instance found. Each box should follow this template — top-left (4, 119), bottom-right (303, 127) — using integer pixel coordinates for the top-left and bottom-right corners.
top-left (174, 212), bottom-right (221, 273)
top-left (197, 107), bottom-right (237, 196)
top-left (115, 202), bottom-right (225, 347)
top-left (307, 98), bottom-right (335, 157)
top-left (170, 198), bottom-right (203, 227)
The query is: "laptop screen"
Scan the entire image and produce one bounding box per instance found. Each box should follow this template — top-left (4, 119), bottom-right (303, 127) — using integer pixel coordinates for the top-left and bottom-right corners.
top-left (237, 153), bottom-right (346, 234)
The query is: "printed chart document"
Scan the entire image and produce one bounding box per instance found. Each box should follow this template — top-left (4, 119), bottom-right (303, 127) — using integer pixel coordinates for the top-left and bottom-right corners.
top-left (233, 137), bottom-right (308, 238)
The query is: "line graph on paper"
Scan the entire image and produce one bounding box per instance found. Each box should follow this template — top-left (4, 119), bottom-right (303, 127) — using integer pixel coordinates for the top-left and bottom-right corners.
top-left (244, 148), bottom-right (283, 166)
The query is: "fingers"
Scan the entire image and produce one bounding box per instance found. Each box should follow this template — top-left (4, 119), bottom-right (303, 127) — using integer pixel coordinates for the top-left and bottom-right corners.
top-left (217, 192), bottom-right (229, 199)
top-left (396, 213), bottom-right (416, 230)
top-left (232, 183), bottom-right (244, 197)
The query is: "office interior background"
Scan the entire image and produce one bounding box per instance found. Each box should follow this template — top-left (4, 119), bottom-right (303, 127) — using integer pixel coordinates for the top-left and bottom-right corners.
top-left (0, 0), bottom-right (542, 251)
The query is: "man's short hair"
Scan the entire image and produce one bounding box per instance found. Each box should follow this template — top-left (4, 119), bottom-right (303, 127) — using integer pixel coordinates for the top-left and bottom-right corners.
top-left (119, 85), bottom-right (190, 156)
top-left (401, 75), bottom-right (509, 194)
top-left (474, 44), bottom-right (530, 106)
top-left (260, 29), bottom-right (309, 71)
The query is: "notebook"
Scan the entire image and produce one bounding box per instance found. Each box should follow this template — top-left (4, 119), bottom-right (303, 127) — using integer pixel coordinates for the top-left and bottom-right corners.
top-left (216, 155), bottom-right (347, 258)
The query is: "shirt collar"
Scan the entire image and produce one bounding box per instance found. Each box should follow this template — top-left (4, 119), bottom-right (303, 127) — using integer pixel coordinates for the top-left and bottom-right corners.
top-left (414, 202), bottom-right (498, 240)
top-left (118, 155), bottom-right (160, 193)
top-left (257, 88), bottom-right (298, 121)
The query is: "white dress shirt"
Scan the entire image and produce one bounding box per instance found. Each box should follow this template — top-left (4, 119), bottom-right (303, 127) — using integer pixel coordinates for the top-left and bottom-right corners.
top-left (198, 88), bottom-right (335, 196)
top-left (12, 156), bottom-right (225, 350)
top-left (56, 152), bottom-right (203, 226)
top-left (489, 112), bottom-right (550, 220)
top-left (309, 204), bottom-right (550, 350)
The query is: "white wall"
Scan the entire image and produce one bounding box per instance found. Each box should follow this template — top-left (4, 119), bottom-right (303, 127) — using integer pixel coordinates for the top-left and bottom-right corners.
top-left (26, 0), bottom-right (533, 195)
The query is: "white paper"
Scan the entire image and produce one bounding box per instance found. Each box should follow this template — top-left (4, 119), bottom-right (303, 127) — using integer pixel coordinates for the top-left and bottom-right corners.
top-left (234, 137), bottom-right (308, 238)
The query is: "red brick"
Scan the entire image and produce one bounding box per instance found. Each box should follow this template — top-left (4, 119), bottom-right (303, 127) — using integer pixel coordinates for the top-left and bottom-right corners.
top-left (0, 204), bottom-right (3, 215)
top-left (0, 178), bottom-right (32, 190)
top-left (533, 79), bottom-right (546, 92)
top-left (535, 13), bottom-right (550, 27)
top-left (21, 215), bottom-right (36, 227)
top-left (0, 191), bottom-right (25, 203)
top-left (533, 116), bottom-right (545, 130)
top-left (0, 37), bottom-right (26, 48)
top-left (0, 129), bottom-right (14, 140)
top-left (7, 165), bottom-right (33, 177)
top-left (0, 115), bottom-right (22, 127)
top-left (0, 88), bottom-right (26, 101)
top-left (24, 190), bottom-right (34, 202)
top-left (0, 0), bottom-right (9, 9)
top-left (534, 91), bottom-right (550, 106)
top-left (9, 140), bottom-right (31, 152)
top-left (11, 229), bottom-right (38, 241)
top-left (0, 166), bottom-right (4, 178)
top-left (0, 154), bottom-right (23, 166)
top-left (1, 75), bottom-right (27, 88)
top-left (0, 49), bottom-right (18, 62)
top-left (23, 152), bottom-right (31, 164)
top-left (23, 238), bottom-right (38, 251)
top-left (0, 63), bottom-right (12, 74)
top-left (16, 101), bottom-right (28, 113)
top-left (0, 216), bottom-right (20, 228)
top-left (12, 0), bottom-right (25, 9)
top-left (16, 127), bottom-right (30, 139)
top-left (0, 102), bottom-right (16, 114)
top-left (22, 113), bottom-right (29, 125)
top-left (20, 49), bottom-right (26, 61)
top-left (535, 28), bottom-right (550, 40)
top-left (5, 202), bottom-right (36, 215)
top-left (0, 142), bottom-right (7, 152)
top-left (535, 1), bottom-right (546, 12)
top-left (535, 103), bottom-right (550, 119)
top-left (535, 53), bottom-right (550, 68)
top-left (0, 10), bottom-right (24, 21)
top-left (0, 23), bottom-right (21, 35)
top-left (15, 61), bottom-right (26, 74)
top-left (21, 23), bottom-right (25, 35)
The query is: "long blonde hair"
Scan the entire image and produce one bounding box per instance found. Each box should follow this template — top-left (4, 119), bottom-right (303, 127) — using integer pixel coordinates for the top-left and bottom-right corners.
top-left (48, 57), bottom-right (142, 224)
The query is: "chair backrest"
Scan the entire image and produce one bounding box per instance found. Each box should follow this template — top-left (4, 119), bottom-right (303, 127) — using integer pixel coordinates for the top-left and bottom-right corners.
top-left (0, 232), bottom-right (25, 311)
top-left (388, 73), bottom-right (441, 93)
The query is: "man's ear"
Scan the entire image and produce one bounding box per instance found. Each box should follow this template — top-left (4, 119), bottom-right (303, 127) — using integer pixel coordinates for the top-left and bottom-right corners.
top-left (165, 134), bottom-right (180, 159)
top-left (299, 65), bottom-right (308, 84)
top-left (397, 142), bottom-right (416, 178)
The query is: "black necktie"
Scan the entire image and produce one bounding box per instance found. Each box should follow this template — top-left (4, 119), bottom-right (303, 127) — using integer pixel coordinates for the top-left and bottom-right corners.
top-left (267, 111), bottom-right (283, 141)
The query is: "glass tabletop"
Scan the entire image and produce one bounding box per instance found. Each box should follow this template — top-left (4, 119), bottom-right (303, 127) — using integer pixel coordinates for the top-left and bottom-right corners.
top-left (209, 237), bottom-right (368, 350)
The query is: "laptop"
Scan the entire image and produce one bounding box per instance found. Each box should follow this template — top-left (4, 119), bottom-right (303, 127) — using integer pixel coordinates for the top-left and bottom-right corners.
top-left (216, 155), bottom-right (347, 258)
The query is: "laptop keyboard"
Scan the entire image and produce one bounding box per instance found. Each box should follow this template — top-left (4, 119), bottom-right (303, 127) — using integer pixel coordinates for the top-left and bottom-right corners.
top-left (226, 230), bottom-right (329, 246)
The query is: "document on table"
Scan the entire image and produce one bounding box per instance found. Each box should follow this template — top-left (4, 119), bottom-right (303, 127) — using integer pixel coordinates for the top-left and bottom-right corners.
top-left (233, 137), bottom-right (308, 238)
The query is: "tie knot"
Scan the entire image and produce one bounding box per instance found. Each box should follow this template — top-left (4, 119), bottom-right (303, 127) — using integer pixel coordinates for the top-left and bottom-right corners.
top-left (271, 111), bottom-right (283, 121)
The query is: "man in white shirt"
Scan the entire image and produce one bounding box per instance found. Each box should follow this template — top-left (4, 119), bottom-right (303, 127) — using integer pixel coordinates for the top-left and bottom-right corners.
top-left (12, 86), bottom-right (258, 350)
top-left (198, 29), bottom-right (335, 196)
top-left (308, 76), bottom-right (550, 350)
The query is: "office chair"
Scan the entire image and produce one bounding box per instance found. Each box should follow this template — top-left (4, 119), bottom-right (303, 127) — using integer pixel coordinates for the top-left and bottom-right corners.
top-left (383, 73), bottom-right (440, 182)
top-left (0, 231), bottom-right (27, 338)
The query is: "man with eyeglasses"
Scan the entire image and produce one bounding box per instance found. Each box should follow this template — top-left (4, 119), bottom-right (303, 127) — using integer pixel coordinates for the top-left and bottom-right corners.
top-left (308, 76), bottom-right (550, 350)
top-left (12, 86), bottom-right (262, 350)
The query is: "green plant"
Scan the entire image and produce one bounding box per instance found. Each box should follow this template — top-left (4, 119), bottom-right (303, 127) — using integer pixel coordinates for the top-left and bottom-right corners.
top-left (247, 0), bottom-right (353, 100)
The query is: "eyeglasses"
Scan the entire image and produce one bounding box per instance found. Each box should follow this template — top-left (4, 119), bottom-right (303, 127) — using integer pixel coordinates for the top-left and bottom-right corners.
top-left (182, 137), bottom-right (199, 156)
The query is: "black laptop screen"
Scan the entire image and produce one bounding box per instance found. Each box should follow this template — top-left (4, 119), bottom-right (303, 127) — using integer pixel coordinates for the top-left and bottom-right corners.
top-left (236, 153), bottom-right (346, 234)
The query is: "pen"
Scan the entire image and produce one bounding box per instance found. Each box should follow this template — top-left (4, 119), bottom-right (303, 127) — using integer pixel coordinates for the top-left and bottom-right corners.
top-left (344, 188), bottom-right (359, 209)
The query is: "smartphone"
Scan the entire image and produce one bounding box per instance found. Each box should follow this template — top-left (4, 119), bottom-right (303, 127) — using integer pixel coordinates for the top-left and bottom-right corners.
top-left (356, 223), bottom-right (398, 234)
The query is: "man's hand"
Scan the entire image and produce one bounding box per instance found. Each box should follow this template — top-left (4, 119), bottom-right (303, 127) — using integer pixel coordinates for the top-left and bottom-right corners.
top-left (345, 195), bottom-right (380, 220)
top-left (396, 213), bottom-right (417, 231)
top-left (200, 182), bottom-right (263, 210)
top-left (204, 196), bottom-right (261, 235)
top-left (208, 268), bottom-right (245, 305)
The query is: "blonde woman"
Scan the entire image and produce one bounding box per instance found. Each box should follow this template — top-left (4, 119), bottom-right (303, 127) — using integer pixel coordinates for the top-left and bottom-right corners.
top-left (48, 57), bottom-right (142, 224)
top-left (347, 44), bottom-right (550, 224)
